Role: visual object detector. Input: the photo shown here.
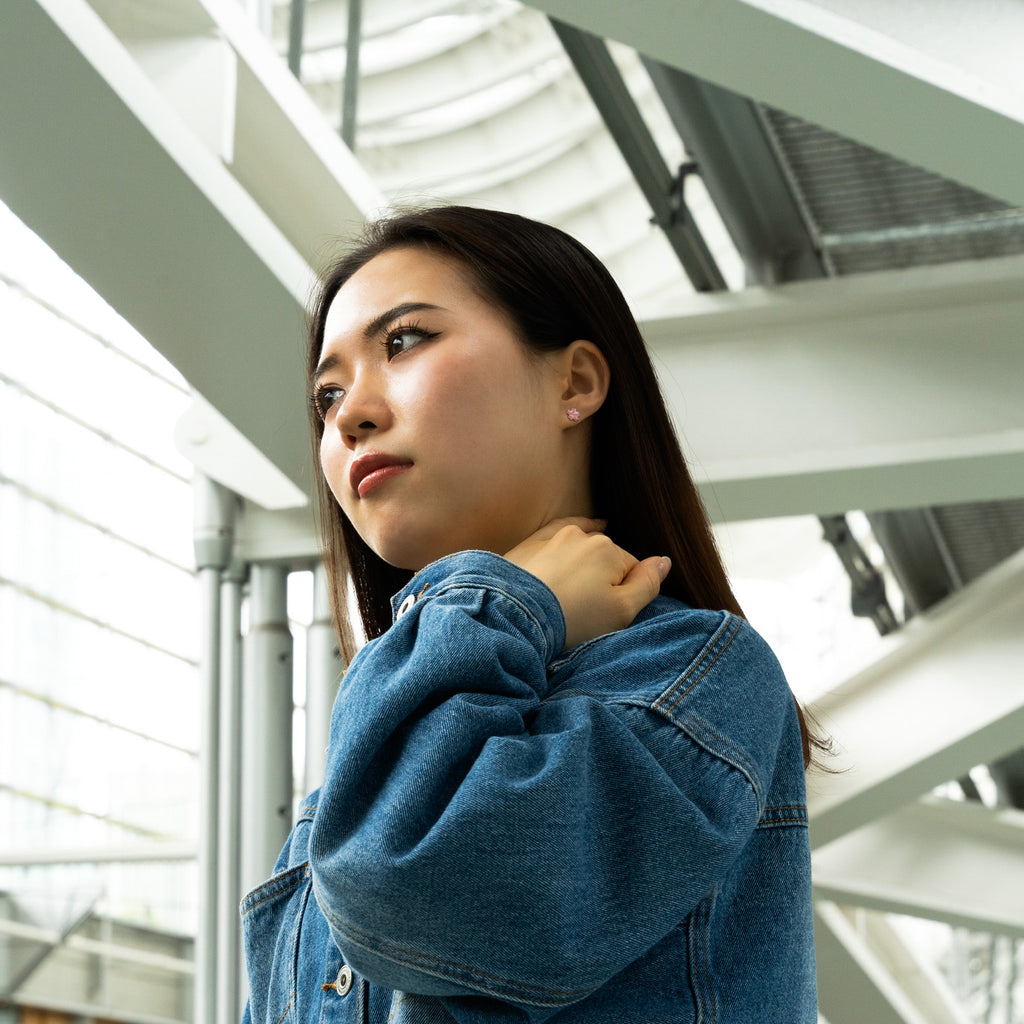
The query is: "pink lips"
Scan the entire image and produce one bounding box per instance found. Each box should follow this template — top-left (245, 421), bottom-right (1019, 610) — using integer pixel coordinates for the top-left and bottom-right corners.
top-left (349, 452), bottom-right (413, 499)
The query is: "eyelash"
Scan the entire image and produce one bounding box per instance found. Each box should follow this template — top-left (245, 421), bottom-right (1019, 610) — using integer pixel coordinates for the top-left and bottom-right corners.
top-left (310, 384), bottom-right (344, 422)
top-left (310, 321), bottom-right (440, 421)
top-left (381, 320), bottom-right (439, 360)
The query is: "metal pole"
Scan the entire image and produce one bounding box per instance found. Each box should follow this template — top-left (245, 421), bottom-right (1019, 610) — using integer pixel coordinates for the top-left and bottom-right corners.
top-left (549, 18), bottom-right (726, 293)
top-left (193, 476), bottom-right (236, 1024)
top-left (196, 564), bottom-right (221, 1024)
top-left (241, 564), bottom-right (294, 895)
top-left (640, 59), bottom-right (826, 285)
top-left (216, 561), bottom-right (245, 1024)
top-left (286, 0), bottom-right (306, 80)
top-left (304, 564), bottom-right (344, 794)
top-left (341, 0), bottom-right (363, 150)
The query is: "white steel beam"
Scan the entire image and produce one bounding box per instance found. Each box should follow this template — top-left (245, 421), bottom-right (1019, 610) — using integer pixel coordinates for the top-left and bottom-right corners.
top-left (0, 844), bottom-right (196, 866)
top-left (815, 903), bottom-right (927, 1024)
top-left (525, 0), bottom-right (1024, 207)
top-left (814, 797), bottom-right (1024, 938)
top-left (807, 546), bottom-right (1024, 849)
top-left (814, 904), bottom-right (968, 1024)
top-left (640, 254), bottom-right (1024, 522)
top-left (0, 919), bottom-right (194, 975)
top-left (0, 0), bottom-right (383, 509)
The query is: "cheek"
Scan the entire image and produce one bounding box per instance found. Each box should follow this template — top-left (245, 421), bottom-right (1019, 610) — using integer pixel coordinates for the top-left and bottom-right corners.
top-left (411, 347), bottom-right (540, 430)
top-left (319, 433), bottom-right (352, 511)
top-left (394, 356), bottom-right (487, 431)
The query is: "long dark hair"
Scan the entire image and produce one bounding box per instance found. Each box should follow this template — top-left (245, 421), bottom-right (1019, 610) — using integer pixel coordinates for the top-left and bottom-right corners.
top-left (307, 205), bottom-right (827, 768)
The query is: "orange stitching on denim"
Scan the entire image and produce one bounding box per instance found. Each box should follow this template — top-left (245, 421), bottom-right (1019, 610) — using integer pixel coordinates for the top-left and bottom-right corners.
top-left (673, 710), bottom-right (755, 777)
top-left (657, 614), bottom-right (742, 716)
top-left (274, 992), bottom-right (294, 1024)
top-left (241, 866), bottom-right (308, 913)
top-left (386, 993), bottom-right (412, 1022)
top-left (759, 804), bottom-right (808, 824)
top-left (633, 696), bottom-right (763, 807)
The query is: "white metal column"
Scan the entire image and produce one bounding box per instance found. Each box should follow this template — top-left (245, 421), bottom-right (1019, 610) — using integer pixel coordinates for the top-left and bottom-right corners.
top-left (241, 564), bottom-right (294, 895)
top-left (304, 563), bottom-right (344, 795)
top-left (217, 561), bottom-right (245, 1024)
top-left (193, 475), bottom-right (237, 1024)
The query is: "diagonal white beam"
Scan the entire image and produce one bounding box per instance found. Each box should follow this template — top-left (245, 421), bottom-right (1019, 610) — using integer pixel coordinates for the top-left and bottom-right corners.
top-left (815, 903), bottom-right (929, 1024)
top-left (815, 904), bottom-right (969, 1024)
top-left (640, 254), bottom-right (1024, 522)
top-left (0, 0), bottom-right (383, 508)
top-left (814, 797), bottom-right (1024, 938)
top-left (807, 546), bottom-right (1024, 849)
top-left (526, 0), bottom-right (1024, 206)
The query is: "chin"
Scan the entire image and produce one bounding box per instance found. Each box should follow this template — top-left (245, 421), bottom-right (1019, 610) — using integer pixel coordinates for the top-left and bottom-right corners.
top-left (369, 533), bottom-right (449, 573)
top-left (371, 528), bottom-right (496, 573)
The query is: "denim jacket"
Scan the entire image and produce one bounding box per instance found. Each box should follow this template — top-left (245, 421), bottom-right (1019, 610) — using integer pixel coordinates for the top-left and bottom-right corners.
top-left (241, 551), bottom-right (817, 1023)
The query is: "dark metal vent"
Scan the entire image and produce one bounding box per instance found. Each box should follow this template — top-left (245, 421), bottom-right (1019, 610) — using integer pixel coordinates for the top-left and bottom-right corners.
top-left (929, 500), bottom-right (1024, 585)
top-left (759, 108), bottom-right (1024, 275)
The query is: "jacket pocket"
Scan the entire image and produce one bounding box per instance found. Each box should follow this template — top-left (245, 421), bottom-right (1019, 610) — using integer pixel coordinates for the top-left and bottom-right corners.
top-left (241, 862), bottom-right (313, 1024)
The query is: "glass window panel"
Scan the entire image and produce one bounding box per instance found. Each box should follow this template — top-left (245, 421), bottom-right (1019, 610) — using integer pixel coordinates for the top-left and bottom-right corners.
top-left (0, 287), bottom-right (193, 475)
top-left (0, 494), bottom-right (197, 661)
top-left (0, 859), bottom-right (198, 936)
top-left (2, 693), bottom-right (195, 839)
top-left (0, 589), bottom-right (199, 752)
top-left (0, 390), bottom-right (193, 568)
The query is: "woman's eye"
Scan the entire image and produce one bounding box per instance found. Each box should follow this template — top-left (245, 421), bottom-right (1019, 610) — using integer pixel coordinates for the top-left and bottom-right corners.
top-left (316, 386), bottom-right (345, 420)
top-left (384, 327), bottom-right (436, 360)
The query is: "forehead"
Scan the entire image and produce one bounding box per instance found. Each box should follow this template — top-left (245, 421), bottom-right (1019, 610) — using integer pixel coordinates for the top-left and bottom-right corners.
top-left (322, 247), bottom-right (480, 342)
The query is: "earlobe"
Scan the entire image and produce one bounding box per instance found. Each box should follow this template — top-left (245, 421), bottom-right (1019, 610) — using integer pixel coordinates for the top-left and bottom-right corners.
top-left (560, 340), bottom-right (610, 424)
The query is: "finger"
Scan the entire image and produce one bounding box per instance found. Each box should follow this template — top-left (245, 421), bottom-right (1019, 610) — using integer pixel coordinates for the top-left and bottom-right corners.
top-left (618, 556), bottom-right (670, 610)
top-left (543, 516), bottom-right (608, 536)
top-left (503, 516), bottom-right (608, 561)
top-left (514, 517), bottom-right (606, 548)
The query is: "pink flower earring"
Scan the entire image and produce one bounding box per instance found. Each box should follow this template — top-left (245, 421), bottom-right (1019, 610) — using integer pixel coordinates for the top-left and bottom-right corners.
top-left (566, 408), bottom-right (581, 422)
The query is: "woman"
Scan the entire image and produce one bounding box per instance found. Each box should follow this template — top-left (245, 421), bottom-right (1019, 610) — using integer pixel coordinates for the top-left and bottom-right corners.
top-left (241, 206), bottom-right (820, 1023)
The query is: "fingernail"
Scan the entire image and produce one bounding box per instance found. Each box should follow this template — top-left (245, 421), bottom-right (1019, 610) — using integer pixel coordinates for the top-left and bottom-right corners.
top-left (658, 556), bottom-right (672, 579)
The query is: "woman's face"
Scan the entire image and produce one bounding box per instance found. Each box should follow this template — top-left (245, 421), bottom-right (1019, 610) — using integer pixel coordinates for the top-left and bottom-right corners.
top-left (315, 247), bottom-right (587, 570)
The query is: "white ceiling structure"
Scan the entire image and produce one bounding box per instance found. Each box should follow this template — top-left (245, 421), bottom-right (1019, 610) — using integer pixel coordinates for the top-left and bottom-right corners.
top-left (3, 0), bottom-right (1024, 1020)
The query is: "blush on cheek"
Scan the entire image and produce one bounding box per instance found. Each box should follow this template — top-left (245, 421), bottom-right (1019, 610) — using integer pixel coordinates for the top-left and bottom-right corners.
top-left (319, 446), bottom-right (349, 512)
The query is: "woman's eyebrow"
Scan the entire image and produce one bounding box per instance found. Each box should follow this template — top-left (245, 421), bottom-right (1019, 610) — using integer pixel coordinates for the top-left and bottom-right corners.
top-left (363, 301), bottom-right (446, 339)
top-left (315, 301), bottom-right (447, 383)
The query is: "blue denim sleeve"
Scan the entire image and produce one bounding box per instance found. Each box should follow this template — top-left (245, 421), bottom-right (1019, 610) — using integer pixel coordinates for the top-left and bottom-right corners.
top-left (308, 550), bottom-right (762, 1017)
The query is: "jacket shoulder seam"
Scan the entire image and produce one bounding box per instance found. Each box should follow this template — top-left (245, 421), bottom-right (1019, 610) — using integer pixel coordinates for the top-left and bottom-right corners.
top-left (652, 612), bottom-right (742, 717)
top-left (632, 699), bottom-right (764, 807)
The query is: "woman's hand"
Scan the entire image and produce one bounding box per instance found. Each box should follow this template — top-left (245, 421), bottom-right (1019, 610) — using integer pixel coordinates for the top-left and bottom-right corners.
top-left (504, 518), bottom-right (671, 650)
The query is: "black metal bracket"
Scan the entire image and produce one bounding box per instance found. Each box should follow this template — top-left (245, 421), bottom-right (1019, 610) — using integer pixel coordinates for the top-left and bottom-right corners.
top-left (668, 161), bottom-right (700, 226)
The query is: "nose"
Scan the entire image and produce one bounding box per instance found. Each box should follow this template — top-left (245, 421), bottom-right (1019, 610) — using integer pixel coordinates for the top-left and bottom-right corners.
top-left (332, 371), bottom-right (392, 449)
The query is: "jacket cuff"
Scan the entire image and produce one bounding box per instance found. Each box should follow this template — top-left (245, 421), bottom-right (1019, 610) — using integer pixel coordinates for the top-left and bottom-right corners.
top-left (390, 550), bottom-right (566, 661)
